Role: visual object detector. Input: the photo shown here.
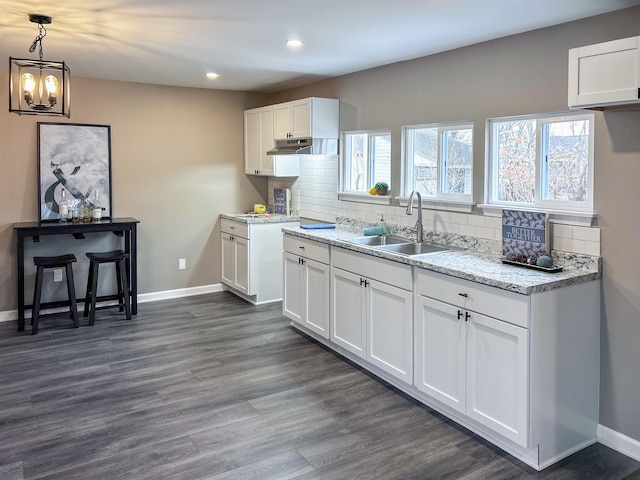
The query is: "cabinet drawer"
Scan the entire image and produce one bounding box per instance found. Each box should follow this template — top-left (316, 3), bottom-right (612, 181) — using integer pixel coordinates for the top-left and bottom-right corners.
top-left (284, 235), bottom-right (329, 264)
top-left (221, 219), bottom-right (249, 239)
top-left (332, 247), bottom-right (412, 291)
top-left (417, 270), bottom-right (529, 328)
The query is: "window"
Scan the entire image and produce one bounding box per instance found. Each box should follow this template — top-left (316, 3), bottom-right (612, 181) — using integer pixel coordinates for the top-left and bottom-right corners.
top-left (487, 112), bottom-right (594, 212)
top-left (341, 130), bottom-right (391, 194)
top-left (403, 122), bottom-right (473, 201)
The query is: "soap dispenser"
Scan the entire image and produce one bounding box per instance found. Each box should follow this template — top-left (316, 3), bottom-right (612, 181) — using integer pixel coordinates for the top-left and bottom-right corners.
top-left (377, 212), bottom-right (390, 235)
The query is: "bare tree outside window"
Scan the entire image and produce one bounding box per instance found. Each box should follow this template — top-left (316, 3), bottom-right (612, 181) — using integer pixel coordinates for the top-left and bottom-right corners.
top-left (489, 113), bottom-right (593, 212)
top-left (496, 120), bottom-right (536, 204)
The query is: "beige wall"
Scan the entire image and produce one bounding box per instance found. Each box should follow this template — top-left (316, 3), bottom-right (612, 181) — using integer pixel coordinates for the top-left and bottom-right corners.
top-left (266, 8), bottom-right (640, 442)
top-left (0, 75), bottom-right (269, 311)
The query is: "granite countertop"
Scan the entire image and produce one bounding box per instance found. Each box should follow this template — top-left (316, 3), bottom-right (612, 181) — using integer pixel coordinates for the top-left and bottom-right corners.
top-left (221, 213), bottom-right (299, 224)
top-left (282, 226), bottom-right (601, 295)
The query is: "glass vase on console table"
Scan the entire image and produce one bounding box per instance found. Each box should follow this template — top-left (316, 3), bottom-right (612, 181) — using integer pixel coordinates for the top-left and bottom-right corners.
top-left (92, 190), bottom-right (102, 221)
top-left (81, 195), bottom-right (90, 223)
top-left (58, 187), bottom-right (69, 222)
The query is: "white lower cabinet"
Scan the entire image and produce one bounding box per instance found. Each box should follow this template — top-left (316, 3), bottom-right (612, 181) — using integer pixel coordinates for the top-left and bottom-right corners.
top-left (330, 248), bottom-right (413, 383)
top-left (221, 217), bottom-right (298, 304)
top-left (466, 312), bottom-right (528, 446)
top-left (282, 233), bottom-right (600, 470)
top-left (415, 271), bottom-right (529, 447)
top-left (283, 235), bottom-right (330, 338)
top-left (220, 232), bottom-right (249, 294)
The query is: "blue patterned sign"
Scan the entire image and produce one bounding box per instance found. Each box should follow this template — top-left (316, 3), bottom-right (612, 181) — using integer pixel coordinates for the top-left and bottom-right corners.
top-left (502, 210), bottom-right (548, 259)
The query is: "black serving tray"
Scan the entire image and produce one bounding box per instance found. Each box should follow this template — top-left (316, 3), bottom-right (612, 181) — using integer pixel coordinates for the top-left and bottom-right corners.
top-left (501, 259), bottom-right (563, 273)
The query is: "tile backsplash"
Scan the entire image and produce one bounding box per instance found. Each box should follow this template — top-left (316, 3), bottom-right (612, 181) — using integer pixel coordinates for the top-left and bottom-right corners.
top-left (267, 155), bottom-right (601, 257)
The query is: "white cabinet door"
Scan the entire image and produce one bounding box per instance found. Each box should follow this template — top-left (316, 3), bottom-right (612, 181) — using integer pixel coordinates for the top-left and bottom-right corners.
top-left (467, 312), bottom-right (529, 447)
top-left (415, 296), bottom-right (466, 413)
top-left (244, 109), bottom-right (261, 174)
top-left (244, 106), bottom-right (274, 175)
top-left (290, 99), bottom-right (311, 138)
top-left (331, 267), bottom-right (367, 359)
top-left (220, 232), bottom-right (235, 287)
top-left (258, 107), bottom-right (274, 175)
top-left (283, 252), bottom-right (304, 324)
top-left (368, 280), bottom-right (413, 383)
top-left (569, 36), bottom-right (640, 108)
top-left (305, 258), bottom-right (329, 338)
top-left (274, 99), bottom-right (311, 139)
top-left (273, 103), bottom-right (293, 139)
top-left (234, 236), bottom-right (250, 295)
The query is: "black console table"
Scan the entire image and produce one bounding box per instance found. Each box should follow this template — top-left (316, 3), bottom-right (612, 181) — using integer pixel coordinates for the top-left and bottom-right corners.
top-left (13, 217), bottom-right (140, 332)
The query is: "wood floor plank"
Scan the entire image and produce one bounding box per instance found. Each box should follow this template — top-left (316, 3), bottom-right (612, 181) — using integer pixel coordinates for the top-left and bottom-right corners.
top-left (0, 291), bottom-right (638, 479)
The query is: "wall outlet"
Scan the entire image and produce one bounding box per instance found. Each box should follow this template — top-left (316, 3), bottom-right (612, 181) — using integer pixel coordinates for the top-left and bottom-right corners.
top-left (179, 258), bottom-right (186, 270)
top-left (53, 269), bottom-right (63, 282)
top-left (377, 211), bottom-right (385, 222)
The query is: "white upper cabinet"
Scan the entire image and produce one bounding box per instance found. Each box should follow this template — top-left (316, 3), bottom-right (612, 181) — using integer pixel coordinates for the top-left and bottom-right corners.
top-left (273, 97), bottom-right (339, 140)
top-left (569, 36), bottom-right (640, 109)
top-left (244, 106), bottom-right (275, 175)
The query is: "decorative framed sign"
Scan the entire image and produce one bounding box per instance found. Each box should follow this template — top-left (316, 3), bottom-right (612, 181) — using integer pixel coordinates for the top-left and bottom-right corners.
top-left (37, 122), bottom-right (112, 222)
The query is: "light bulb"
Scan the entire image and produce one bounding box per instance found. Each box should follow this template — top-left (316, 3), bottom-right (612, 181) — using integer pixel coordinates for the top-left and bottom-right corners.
top-left (22, 73), bottom-right (35, 103)
top-left (45, 75), bottom-right (58, 105)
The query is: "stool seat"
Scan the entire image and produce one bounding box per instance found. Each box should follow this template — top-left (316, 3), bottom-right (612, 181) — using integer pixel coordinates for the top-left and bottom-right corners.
top-left (32, 254), bottom-right (79, 335)
top-left (34, 254), bottom-right (77, 267)
top-left (84, 250), bottom-right (131, 325)
top-left (86, 250), bottom-right (128, 262)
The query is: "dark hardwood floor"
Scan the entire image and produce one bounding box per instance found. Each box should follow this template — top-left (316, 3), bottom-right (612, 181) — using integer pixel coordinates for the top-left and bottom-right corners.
top-left (0, 292), bottom-right (638, 480)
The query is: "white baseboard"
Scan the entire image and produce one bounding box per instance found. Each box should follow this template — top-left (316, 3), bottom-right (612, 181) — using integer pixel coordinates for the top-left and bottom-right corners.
top-left (137, 284), bottom-right (224, 303)
top-left (0, 284), bottom-right (225, 323)
top-left (598, 424), bottom-right (640, 462)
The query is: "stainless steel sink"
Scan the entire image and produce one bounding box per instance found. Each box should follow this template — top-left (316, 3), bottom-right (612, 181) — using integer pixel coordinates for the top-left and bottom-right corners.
top-left (346, 235), bottom-right (411, 246)
top-left (376, 242), bottom-right (450, 256)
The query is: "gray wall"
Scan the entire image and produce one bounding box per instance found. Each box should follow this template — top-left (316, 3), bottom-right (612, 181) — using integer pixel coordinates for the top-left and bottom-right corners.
top-left (267, 8), bottom-right (640, 442)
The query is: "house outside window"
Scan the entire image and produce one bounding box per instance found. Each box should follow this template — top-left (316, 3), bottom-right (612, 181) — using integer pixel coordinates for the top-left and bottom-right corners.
top-left (487, 112), bottom-right (594, 213)
top-left (341, 130), bottom-right (391, 194)
top-left (403, 122), bottom-right (473, 202)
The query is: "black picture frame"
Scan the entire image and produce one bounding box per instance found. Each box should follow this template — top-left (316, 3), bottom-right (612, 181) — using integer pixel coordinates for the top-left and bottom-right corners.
top-left (37, 122), bottom-right (112, 222)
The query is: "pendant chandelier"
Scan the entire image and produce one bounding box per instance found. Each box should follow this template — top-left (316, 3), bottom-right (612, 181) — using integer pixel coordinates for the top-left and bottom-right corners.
top-left (9, 14), bottom-right (71, 117)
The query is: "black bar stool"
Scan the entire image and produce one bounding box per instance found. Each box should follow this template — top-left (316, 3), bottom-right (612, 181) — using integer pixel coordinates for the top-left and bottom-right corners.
top-left (32, 254), bottom-right (79, 335)
top-left (84, 250), bottom-right (132, 325)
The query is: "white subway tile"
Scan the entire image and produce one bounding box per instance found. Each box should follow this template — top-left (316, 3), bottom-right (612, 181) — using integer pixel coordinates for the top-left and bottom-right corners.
top-left (460, 225), bottom-right (478, 237)
top-left (484, 216), bottom-right (502, 230)
top-left (573, 226), bottom-right (600, 243)
top-left (569, 239), bottom-right (587, 254)
top-left (553, 224), bottom-right (573, 239)
top-left (467, 215), bottom-right (486, 227)
top-left (476, 226), bottom-right (495, 240)
top-left (585, 241), bottom-right (600, 256)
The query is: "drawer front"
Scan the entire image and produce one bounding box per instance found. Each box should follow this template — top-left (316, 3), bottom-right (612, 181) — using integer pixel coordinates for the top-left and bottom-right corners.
top-left (332, 247), bottom-right (412, 291)
top-left (221, 218), bottom-right (249, 239)
top-left (417, 269), bottom-right (529, 328)
top-left (283, 235), bottom-right (330, 264)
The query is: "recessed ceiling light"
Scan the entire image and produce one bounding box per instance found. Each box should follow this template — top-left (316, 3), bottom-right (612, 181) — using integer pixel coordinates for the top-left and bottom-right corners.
top-left (206, 72), bottom-right (219, 79)
top-left (286, 40), bottom-right (303, 48)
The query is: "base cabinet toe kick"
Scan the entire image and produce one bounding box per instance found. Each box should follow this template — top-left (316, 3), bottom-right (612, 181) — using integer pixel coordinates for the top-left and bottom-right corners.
top-left (282, 232), bottom-right (600, 471)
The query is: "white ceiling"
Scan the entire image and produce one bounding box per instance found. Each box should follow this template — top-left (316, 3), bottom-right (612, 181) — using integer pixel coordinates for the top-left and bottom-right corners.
top-left (1, 0), bottom-right (640, 93)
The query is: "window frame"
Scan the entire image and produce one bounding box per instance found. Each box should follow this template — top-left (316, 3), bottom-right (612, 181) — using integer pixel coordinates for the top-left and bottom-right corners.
top-left (486, 111), bottom-right (595, 214)
top-left (402, 121), bottom-right (474, 203)
top-left (339, 129), bottom-right (391, 196)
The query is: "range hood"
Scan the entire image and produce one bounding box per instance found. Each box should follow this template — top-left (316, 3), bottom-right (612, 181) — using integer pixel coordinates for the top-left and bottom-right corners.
top-left (267, 137), bottom-right (338, 156)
